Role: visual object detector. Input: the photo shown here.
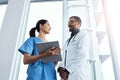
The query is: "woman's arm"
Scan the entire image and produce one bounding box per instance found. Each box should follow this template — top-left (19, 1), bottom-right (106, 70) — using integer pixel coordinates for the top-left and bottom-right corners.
top-left (23, 52), bottom-right (47, 64)
top-left (23, 47), bottom-right (61, 64)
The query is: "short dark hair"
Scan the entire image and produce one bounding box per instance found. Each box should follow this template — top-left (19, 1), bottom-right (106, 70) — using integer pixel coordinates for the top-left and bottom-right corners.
top-left (70, 16), bottom-right (81, 23)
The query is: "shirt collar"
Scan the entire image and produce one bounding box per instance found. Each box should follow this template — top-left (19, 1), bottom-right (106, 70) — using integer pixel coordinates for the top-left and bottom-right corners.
top-left (71, 29), bottom-right (80, 38)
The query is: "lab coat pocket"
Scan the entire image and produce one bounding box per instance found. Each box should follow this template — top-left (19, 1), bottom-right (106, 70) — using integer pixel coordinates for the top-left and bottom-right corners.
top-left (70, 39), bottom-right (78, 46)
top-left (71, 39), bottom-right (76, 42)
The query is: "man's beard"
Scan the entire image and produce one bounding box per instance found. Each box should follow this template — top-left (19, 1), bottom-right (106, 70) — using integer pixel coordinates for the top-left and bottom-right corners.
top-left (69, 28), bottom-right (76, 32)
top-left (68, 25), bottom-right (75, 32)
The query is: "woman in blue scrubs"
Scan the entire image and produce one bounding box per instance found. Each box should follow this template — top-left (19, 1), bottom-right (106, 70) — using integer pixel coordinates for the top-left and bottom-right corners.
top-left (18, 19), bottom-right (60, 80)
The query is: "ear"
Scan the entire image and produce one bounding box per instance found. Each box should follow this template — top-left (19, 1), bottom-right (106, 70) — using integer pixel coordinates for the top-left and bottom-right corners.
top-left (39, 24), bottom-right (42, 29)
top-left (75, 22), bottom-right (81, 28)
top-left (75, 22), bottom-right (80, 25)
top-left (77, 22), bottom-right (81, 26)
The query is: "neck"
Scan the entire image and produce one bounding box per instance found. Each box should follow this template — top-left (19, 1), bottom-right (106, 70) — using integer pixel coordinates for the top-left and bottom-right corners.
top-left (37, 32), bottom-right (47, 42)
top-left (71, 29), bottom-right (80, 34)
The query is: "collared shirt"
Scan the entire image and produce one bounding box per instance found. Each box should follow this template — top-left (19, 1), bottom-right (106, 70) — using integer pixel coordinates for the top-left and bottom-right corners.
top-left (67, 29), bottom-right (80, 45)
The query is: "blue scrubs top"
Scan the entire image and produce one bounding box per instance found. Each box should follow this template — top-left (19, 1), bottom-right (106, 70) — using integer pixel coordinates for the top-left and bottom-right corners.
top-left (18, 37), bottom-right (57, 80)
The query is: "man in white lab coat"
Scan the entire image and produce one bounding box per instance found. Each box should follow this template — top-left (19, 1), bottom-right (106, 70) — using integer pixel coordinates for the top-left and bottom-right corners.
top-left (58, 16), bottom-right (90, 80)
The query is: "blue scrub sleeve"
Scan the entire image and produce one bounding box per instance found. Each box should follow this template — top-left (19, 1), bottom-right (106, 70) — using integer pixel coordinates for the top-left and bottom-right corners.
top-left (18, 38), bottom-right (34, 55)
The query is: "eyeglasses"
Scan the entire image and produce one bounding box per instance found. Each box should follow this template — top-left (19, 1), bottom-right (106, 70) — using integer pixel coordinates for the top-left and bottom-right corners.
top-left (68, 20), bottom-right (77, 24)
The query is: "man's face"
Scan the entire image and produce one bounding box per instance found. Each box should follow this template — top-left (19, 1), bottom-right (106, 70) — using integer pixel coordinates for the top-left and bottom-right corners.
top-left (68, 18), bottom-right (80, 32)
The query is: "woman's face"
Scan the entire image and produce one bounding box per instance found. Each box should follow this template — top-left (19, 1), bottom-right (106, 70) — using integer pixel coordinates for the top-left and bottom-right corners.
top-left (40, 21), bottom-right (51, 34)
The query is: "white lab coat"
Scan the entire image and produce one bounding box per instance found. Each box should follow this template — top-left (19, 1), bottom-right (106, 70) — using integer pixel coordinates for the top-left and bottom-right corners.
top-left (59, 30), bottom-right (90, 80)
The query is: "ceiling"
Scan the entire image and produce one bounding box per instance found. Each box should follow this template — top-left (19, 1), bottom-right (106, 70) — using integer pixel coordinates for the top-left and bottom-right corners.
top-left (0, 0), bottom-right (76, 5)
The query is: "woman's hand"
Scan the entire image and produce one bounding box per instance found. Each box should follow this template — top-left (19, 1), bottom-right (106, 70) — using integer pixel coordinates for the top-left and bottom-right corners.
top-left (43, 47), bottom-right (61, 57)
top-left (52, 47), bottom-right (61, 55)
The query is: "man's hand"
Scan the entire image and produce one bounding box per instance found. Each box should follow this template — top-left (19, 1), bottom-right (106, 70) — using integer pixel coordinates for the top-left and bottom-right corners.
top-left (58, 67), bottom-right (69, 80)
